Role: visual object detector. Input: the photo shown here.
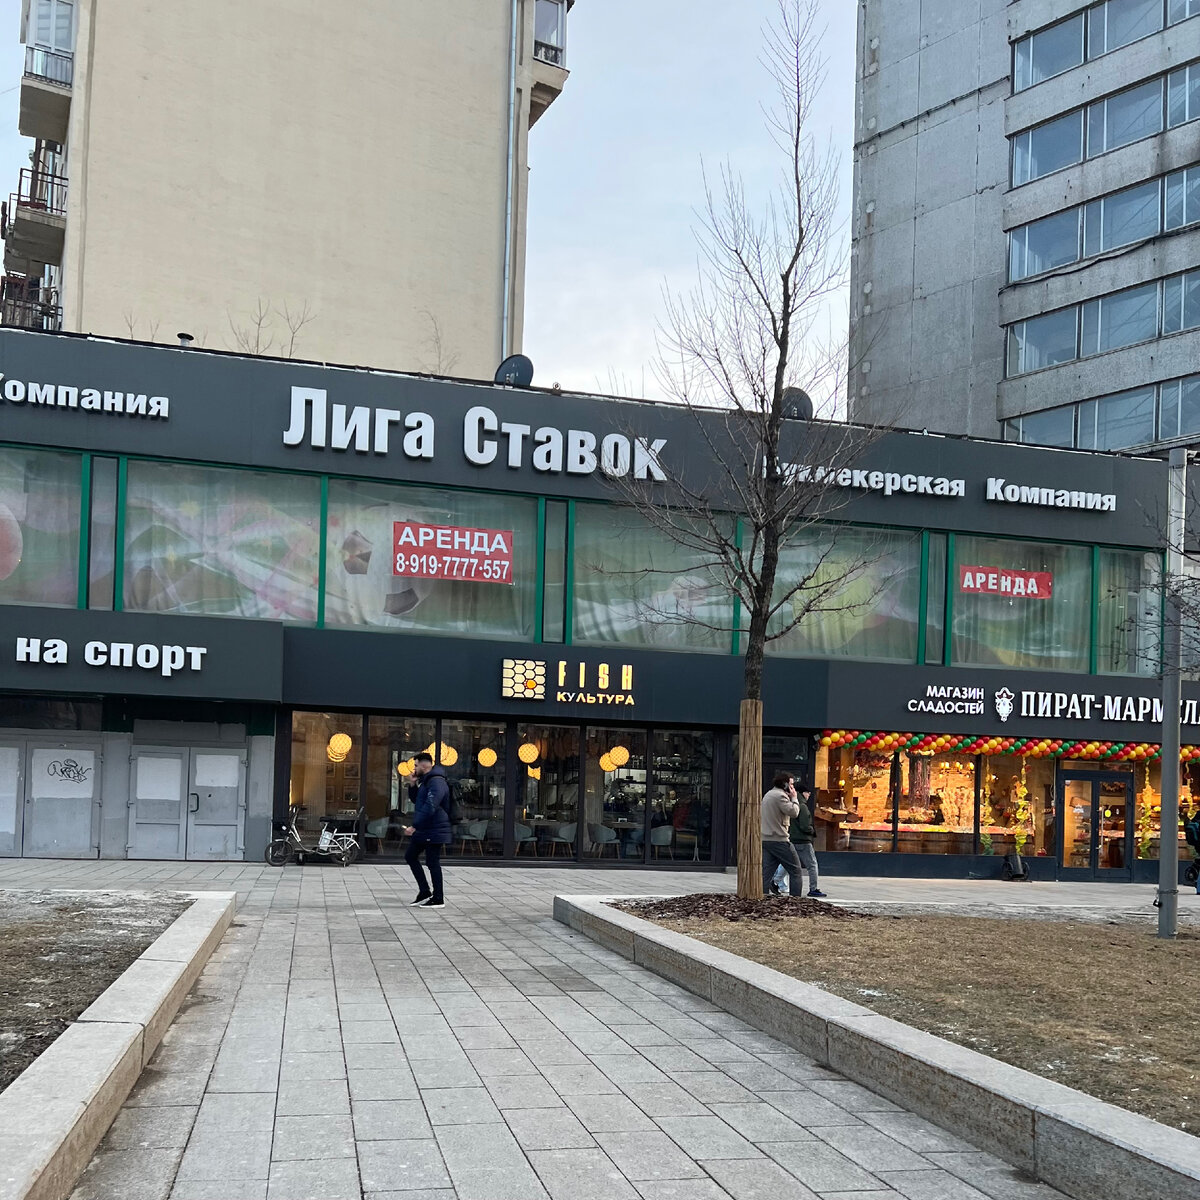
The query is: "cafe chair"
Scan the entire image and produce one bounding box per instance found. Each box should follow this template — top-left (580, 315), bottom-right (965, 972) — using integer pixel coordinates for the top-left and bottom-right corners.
top-left (587, 822), bottom-right (619, 858)
top-left (548, 822), bottom-right (576, 857)
top-left (365, 817), bottom-right (390, 852)
top-left (513, 821), bottom-right (536, 856)
top-left (650, 825), bottom-right (675, 859)
top-left (485, 819), bottom-right (505, 853)
top-left (459, 820), bottom-right (487, 855)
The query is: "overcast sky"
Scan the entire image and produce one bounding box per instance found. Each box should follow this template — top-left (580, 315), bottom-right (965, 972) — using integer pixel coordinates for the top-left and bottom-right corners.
top-left (0, 0), bottom-right (856, 401)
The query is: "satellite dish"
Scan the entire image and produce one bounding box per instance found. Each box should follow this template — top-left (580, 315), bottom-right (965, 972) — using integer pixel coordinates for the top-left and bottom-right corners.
top-left (494, 354), bottom-right (534, 387)
top-left (782, 387), bottom-right (813, 420)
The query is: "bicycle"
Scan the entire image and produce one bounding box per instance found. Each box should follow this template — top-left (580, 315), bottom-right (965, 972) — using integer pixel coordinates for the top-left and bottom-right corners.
top-left (264, 808), bottom-right (363, 868)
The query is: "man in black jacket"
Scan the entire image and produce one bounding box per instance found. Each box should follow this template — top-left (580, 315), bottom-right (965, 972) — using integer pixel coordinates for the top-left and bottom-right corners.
top-left (403, 753), bottom-right (452, 908)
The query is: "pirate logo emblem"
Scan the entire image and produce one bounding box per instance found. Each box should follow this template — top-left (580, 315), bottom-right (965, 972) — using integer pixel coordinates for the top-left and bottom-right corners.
top-left (994, 688), bottom-right (1015, 723)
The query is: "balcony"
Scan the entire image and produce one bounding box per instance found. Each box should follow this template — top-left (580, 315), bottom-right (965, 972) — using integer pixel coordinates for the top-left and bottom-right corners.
top-left (20, 46), bottom-right (73, 144)
top-left (533, 41), bottom-right (564, 67)
top-left (0, 276), bottom-right (61, 332)
top-left (2, 169), bottom-right (68, 274)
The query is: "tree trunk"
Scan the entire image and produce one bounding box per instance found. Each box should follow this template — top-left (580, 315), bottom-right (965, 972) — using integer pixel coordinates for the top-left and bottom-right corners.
top-left (737, 698), bottom-right (763, 899)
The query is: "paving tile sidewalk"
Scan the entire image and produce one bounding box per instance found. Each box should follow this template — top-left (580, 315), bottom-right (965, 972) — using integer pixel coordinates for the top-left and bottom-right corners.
top-left (21, 864), bottom-right (1091, 1200)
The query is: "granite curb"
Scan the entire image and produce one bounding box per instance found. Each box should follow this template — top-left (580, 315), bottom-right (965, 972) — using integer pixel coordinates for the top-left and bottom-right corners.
top-left (553, 893), bottom-right (1200, 1200)
top-left (0, 891), bottom-right (236, 1200)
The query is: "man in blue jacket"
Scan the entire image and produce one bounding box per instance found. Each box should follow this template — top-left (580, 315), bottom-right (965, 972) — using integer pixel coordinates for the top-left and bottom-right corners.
top-left (403, 752), bottom-right (451, 908)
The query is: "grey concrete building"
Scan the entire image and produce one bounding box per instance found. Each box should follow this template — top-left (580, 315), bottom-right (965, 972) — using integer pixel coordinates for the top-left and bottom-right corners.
top-left (850, 0), bottom-right (1200, 452)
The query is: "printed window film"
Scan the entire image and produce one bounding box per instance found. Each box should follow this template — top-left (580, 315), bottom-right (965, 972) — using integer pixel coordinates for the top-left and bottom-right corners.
top-left (952, 536), bottom-right (1092, 671)
top-left (325, 479), bottom-right (537, 638)
top-left (1097, 548), bottom-right (1160, 676)
top-left (0, 447), bottom-right (80, 608)
top-left (124, 461), bottom-right (320, 620)
top-left (766, 527), bottom-right (923, 662)
top-left (571, 502), bottom-right (731, 650)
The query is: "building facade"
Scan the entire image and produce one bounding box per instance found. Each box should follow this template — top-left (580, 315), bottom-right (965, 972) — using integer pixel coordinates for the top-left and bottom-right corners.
top-left (0, 328), bottom-right (1195, 883)
top-left (851, 0), bottom-right (1200, 452)
top-left (3, 0), bottom-right (575, 377)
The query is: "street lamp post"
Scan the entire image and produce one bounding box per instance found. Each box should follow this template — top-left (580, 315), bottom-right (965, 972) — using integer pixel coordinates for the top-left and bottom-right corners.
top-left (1158, 447), bottom-right (1187, 939)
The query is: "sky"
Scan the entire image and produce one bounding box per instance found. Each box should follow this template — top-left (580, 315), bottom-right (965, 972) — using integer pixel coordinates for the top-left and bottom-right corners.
top-left (0, 0), bottom-right (857, 402)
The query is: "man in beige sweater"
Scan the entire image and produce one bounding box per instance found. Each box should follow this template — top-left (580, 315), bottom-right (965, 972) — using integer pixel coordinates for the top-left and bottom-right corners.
top-left (761, 773), bottom-right (803, 896)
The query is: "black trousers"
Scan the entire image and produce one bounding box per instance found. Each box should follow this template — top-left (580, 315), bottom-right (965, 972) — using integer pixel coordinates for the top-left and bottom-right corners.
top-left (762, 839), bottom-right (802, 895)
top-left (405, 838), bottom-right (444, 901)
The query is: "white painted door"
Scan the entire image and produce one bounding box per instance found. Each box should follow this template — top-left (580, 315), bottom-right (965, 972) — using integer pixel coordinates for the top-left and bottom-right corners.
top-left (23, 744), bottom-right (99, 858)
top-left (187, 751), bottom-right (245, 861)
top-left (129, 748), bottom-right (187, 860)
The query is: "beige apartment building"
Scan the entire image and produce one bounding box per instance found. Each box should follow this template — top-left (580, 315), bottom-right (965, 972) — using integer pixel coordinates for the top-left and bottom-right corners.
top-left (4, 0), bottom-right (575, 377)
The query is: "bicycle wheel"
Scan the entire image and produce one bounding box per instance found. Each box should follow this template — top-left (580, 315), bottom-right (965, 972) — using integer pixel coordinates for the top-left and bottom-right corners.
top-left (343, 840), bottom-right (363, 865)
top-left (264, 839), bottom-right (290, 867)
top-left (1185, 862), bottom-right (1198, 885)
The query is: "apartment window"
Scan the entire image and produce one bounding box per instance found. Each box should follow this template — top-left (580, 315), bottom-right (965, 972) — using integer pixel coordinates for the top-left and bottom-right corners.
top-left (1088, 0), bottom-right (1163, 56)
top-left (534, 0), bottom-right (566, 65)
top-left (1007, 308), bottom-right (1078, 375)
top-left (1162, 268), bottom-right (1200, 332)
top-left (32, 0), bottom-right (73, 52)
top-left (1168, 62), bottom-right (1200, 125)
top-left (1078, 387), bottom-right (1157, 449)
top-left (1012, 110), bottom-right (1085, 184)
top-left (1088, 78), bottom-right (1164, 154)
top-left (1014, 14), bottom-right (1085, 91)
top-left (1165, 165), bottom-right (1200, 227)
top-left (1082, 178), bottom-right (1161, 254)
top-left (1170, 0), bottom-right (1200, 24)
top-left (1080, 281), bottom-right (1159, 355)
top-left (1159, 375), bottom-right (1200, 437)
top-left (1010, 209), bottom-right (1080, 281)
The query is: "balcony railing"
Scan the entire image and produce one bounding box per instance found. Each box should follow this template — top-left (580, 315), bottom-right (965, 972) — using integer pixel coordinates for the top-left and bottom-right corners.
top-left (15, 168), bottom-right (68, 217)
top-left (533, 40), bottom-right (564, 66)
top-left (25, 45), bottom-right (73, 88)
top-left (0, 276), bottom-right (61, 331)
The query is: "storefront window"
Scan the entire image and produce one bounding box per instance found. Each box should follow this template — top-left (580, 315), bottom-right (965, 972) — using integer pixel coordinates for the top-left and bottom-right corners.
top-left (1131, 760), bottom-right (1195, 861)
top-left (289, 712), bottom-right (364, 835)
top-left (325, 479), bottom-right (538, 639)
top-left (981, 756), bottom-right (1054, 859)
top-left (649, 730), bottom-right (713, 862)
top-left (1097, 548), bottom-right (1160, 675)
top-left (516, 725), bottom-right (580, 857)
top-left (363, 715), bottom-right (436, 856)
top-left (952, 536), bottom-right (1091, 671)
top-left (440, 720), bottom-right (506, 855)
top-left (582, 727), bottom-right (647, 858)
top-left (768, 527), bottom-right (923, 662)
top-left (820, 746), bottom-right (895, 852)
top-left (899, 754), bottom-right (977, 854)
top-left (124, 461), bottom-right (319, 620)
top-left (572, 503), bottom-right (730, 651)
top-left (87, 456), bottom-right (118, 610)
top-left (925, 533), bottom-right (947, 664)
top-left (0, 447), bottom-right (81, 609)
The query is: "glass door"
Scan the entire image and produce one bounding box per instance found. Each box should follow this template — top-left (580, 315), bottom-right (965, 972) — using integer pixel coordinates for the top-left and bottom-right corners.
top-left (1058, 771), bottom-right (1133, 879)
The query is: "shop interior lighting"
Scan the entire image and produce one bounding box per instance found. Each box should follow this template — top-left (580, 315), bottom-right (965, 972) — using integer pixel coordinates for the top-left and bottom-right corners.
top-left (609, 745), bottom-right (630, 766)
top-left (328, 732), bottom-right (353, 758)
top-left (599, 752), bottom-right (616, 773)
top-left (478, 747), bottom-right (498, 768)
top-left (518, 742), bottom-right (539, 764)
top-left (527, 765), bottom-right (541, 780)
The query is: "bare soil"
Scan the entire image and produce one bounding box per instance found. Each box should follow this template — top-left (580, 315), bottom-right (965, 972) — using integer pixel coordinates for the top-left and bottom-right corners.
top-left (0, 890), bottom-right (189, 1093)
top-left (624, 896), bottom-right (1200, 1133)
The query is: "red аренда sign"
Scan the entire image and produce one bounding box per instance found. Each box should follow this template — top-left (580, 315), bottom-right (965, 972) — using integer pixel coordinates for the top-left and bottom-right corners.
top-left (393, 522), bottom-right (514, 583)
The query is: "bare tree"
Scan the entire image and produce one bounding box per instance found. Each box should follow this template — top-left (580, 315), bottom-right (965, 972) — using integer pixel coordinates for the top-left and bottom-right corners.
top-left (227, 298), bottom-right (317, 359)
top-left (421, 311), bottom-right (460, 376)
top-left (611, 0), bottom-right (894, 898)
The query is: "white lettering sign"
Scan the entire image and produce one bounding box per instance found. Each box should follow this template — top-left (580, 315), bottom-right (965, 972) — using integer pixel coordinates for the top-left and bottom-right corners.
top-left (15, 637), bottom-right (206, 676)
top-left (0, 375), bottom-right (169, 419)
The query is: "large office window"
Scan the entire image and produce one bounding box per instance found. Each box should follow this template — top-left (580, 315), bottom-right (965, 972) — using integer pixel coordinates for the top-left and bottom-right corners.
top-left (1089, 0), bottom-right (1164, 56)
top-left (1083, 178), bottom-right (1160, 255)
top-left (572, 503), bottom-right (730, 650)
top-left (1161, 268), bottom-right (1200, 333)
top-left (1165, 164), bottom-right (1200, 228)
top-left (324, 479), bottom-right (538, 638)
top-left (123, 462), bottom-right (320, 620)
top-left (1097, 548), bottom-right (1160, 675)
top-left (953, 537), bottom-right (1092, 671)
top-left (1017, 405), bottom-right (1076, 448)
top-left (1010, 208), bottom-right (1080, 281)
top-left (1077, 387), bottom-right (1157, 449)
top-left (1015, 14), bottom-right (1085, 91)
top-left (1012, 110), bottom-right (1085, 184)
top-left (1169, 62), bottom-right (1200, 125)
top-left (765, 527), bottom-right (925, 662)
top-left (1160, 375), bottom-right (1200, 439)
top-left (1171, 0), bottom-right (1200, 22)
top-left (1007, 307), bottom-right (1078, 375)
top-left (0, 447), bottom-right (80, 609)
top-left (1088, 77), bottom-right (1164, 154)
top-left (1079, 280), bottom-right (1159, 356)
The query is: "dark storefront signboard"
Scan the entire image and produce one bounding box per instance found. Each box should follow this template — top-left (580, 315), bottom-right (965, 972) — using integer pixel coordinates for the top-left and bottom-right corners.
top-left (0, 608), bottom-right (283, 701)
top-left (0, 329), bottom-right (1176, 546)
